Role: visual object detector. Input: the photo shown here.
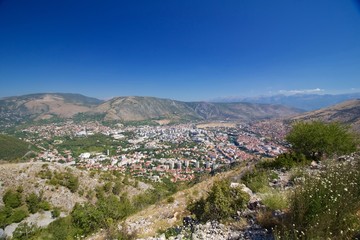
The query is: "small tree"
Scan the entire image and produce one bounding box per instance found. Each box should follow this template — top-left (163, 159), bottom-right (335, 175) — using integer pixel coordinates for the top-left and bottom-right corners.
top-left (9, 206), bottom-right (29, 223)
top-left (286, 121), bottom-right (357, 160)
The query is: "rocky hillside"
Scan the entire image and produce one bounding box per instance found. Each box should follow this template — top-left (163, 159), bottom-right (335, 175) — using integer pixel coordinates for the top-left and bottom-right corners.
top-left (92, 97), bottom-right (303, 122)
top-left (94, 96), bottom-right (199, 121)
top-left (0, 161), bottom-right (151, 238)
top-left (0, 162), bottom-right (91, 212)
top-left (188, 102), bottom-right (301, 121)
top-left (292, 99), bottom-right (360, 132)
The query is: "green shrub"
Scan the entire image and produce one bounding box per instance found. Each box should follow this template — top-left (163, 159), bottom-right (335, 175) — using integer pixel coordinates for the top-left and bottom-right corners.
top-left (47, 170), bottom-right (79, 193)
top-left (9, 206), bottom-right (29, 223)
top-left (3, 189), bottom-right (22, 208)
top-left (166, 196), bottom-right (175, 203)
top-left (188, 180), bottom-right (249, 222)
top-left (0, 206), bottom-right (12, 228)
top-left (132, 180), bottom-right (177, 210)
top-left (286, 121), bottom-right (358, 160)
top-left (65, 173), bottom-right (79, 193)
top-left (41, 216), bottom-right (76, 240)
top-left (51, 208), bottom-right (61, 218)
top-left (71, 194), bottom-right (134, 236)
top-left (112, 181), bottom-right (122, 195)
top-left (39, 201), bottom-right (51, 211)
top-left (71, 203), bottom-right (102, 235)
top-left (97, 195), bottom-right (133, 221)
top-left (241, 170), bottom-right (272, 193)
top-left (37, 169), bottom-right (52, 179)
top-left (26, 193), bottom-right (41, 214)
top-left (103, 182), bottom-right (113, 192)
top-left (26, 192), bottom-right (52, 213)
top-left (12, 222), bottom-right (39, 240)
top-left (259, 152), bottom-right (309, 170)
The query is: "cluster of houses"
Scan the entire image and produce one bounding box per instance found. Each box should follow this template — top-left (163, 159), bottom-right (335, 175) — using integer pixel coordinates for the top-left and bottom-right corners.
top-left (25, 120), bottom-right (289, 182)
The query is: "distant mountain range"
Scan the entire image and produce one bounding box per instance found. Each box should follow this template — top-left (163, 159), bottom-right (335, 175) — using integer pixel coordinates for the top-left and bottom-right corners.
top-left (214, 93), bottom-right (360, 111)
top-left (292, 99), bottom-right (360, 132)
top-left (0, 93), bottom-right (302, 125)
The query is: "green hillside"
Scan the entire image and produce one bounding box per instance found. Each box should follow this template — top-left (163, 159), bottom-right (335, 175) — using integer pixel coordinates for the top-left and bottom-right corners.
top-left (0, 134), bottom-right (31, 161)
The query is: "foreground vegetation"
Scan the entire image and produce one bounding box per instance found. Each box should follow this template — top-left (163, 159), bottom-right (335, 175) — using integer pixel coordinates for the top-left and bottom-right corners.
top-left (0, 187), bottom-right (53, 229)
top-left (276, 161), bottom-right (360, 239)
top-left (255, 121), bottom-right (360, 239)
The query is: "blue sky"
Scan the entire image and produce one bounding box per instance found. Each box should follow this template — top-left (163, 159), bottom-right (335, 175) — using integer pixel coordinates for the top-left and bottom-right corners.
top-left (0, 0), bottom-right (359, 101)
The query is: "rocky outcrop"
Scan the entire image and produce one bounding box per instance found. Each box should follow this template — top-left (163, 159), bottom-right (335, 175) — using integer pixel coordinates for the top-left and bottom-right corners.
top-left (142, 220), bottom-right (273, 240)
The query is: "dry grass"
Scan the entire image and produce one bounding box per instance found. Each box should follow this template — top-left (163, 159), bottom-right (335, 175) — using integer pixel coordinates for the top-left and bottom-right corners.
top-left (24, 94), bottom-right (91, 119)
top-left (196, 122), bottom-right (238, 129)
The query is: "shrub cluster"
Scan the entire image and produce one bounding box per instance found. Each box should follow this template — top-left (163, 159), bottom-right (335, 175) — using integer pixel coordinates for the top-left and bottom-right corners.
top-left (188, 180), bottom-right (249, 222)
top-left (0, 188), bottom-right (53, 229)
top-left (26, 192), bottom-right (52, 213)
top-left (0, 189), bottom-right (28, 228)
top-left (38, 167), bottom-right (79, 193)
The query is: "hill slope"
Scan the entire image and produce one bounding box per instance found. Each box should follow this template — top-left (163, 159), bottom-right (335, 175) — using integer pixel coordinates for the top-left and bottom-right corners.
top-left (292, 99), bottom-right (360, 132)
top-left (95, 96), bottom-right (303, 122)
top-left (0, 134), bottom-right (31, 161)
top-left (94, 96), bottom-right (200, 121)
top-left (0, 93), bottom-right (102, 122)
top-left (188, 101), bottom-right (302, 121)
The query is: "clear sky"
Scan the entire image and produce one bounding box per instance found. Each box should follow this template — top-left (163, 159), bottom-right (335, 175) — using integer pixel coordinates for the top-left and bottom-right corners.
top-left (0, 0), bottom-right (360, 101)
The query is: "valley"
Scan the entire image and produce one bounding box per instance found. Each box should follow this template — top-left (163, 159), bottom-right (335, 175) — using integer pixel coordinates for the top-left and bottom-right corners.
top-left (0, 93), bottom-right (359, 240)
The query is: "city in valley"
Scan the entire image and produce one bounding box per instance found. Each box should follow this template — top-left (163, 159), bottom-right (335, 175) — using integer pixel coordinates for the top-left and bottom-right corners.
top-left (21, 119), bottom-right (289, 182)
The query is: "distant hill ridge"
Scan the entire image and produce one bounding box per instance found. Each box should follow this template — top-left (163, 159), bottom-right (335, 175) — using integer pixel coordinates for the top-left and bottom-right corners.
top-left (0, 93), bottom-right (102, 118)
top-left (0, 93), bottom-right (303, 123)
top-left (292, 99), bottom-right (360, 132)
top-left (215, 93), bottom-right (360, 111)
